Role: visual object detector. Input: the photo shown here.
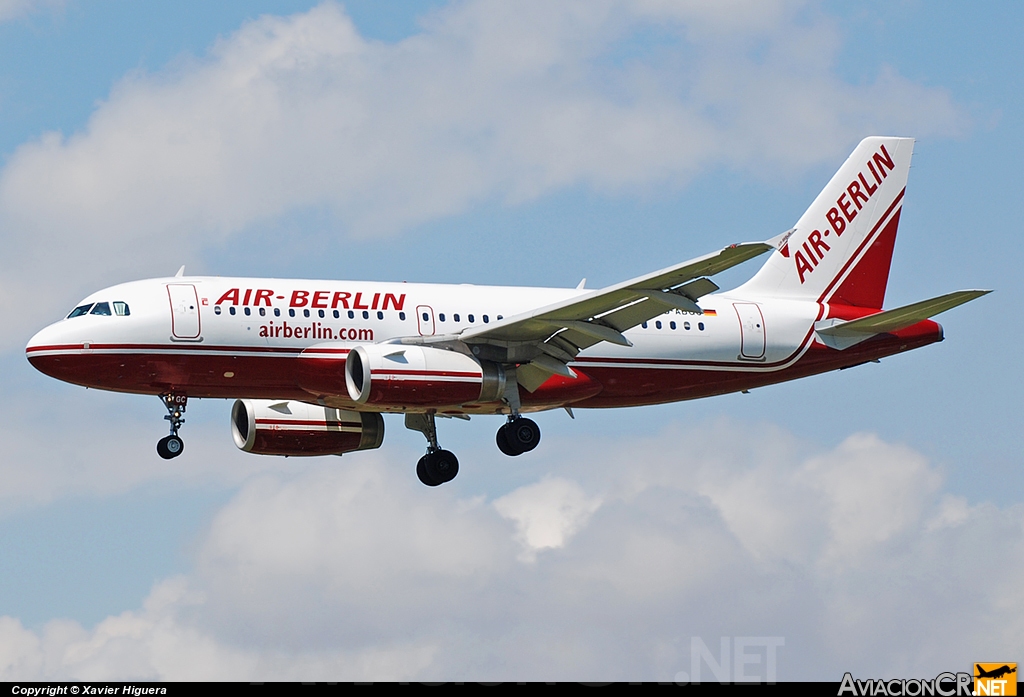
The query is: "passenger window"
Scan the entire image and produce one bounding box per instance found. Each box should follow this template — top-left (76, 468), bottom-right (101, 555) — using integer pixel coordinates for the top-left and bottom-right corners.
top-left (90, 302), bottom-right (112, 316)
top-left (275, 308), bottom-right (281, 317)
top-left (259, 308), bottom-right (266, 316)
top-left (348, 311), bottom-right (355, 319)
top-left (399, 312), bottom-right (406, 321)
top-left (684, 321), bottom-right (690, 330)
top-left (377, 311), bottom-right (384, 320)
top-left (113, 302), bottom-right (130, 316)
top-left (289, 309), bottom-right (295, 317)
top-left (318, 309), bottom-right (325, 318)
top-left (670, 321), bottom-right (676, 330)
top-left (67, 304), bottom-right (93, 318)
top-left (641, 321), bottom-right (648, 329)
top-left (214, 305), bottom-right (222, 315)
top-left (244, 307), bottom-right (251, 316)
top-left (333, 310), bottom-right (339, 319)
top-left (698, 322), bottom-right (705, 331)
top-left (497, 315), bottom-right (503, 320)
top-left (439, 313), bottom-right (446, 322)
top-left (422, 312), bottom-right (429, 322)
top-left (468, 314), bottom-right (475, 323)
top-left (655, 320), bottom-right (662, 329)
top-left (362, 311), bottom-right (369, 320)
top-left (303, 309), bottom-right (310, 318)
top-left (454, 314), bottom-right (460, 322)
top-left (483, 315), bottom-right (489, 323)
top-left (230, 306), bottom-right (236, 316)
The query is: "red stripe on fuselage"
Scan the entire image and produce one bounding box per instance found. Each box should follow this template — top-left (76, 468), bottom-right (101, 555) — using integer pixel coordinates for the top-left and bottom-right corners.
top-left (25, 319), bottom-right (941, 408)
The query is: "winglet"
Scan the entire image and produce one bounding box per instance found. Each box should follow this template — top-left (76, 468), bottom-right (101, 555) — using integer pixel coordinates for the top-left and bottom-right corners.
top-left (175, 265), bottom-right (186, 278)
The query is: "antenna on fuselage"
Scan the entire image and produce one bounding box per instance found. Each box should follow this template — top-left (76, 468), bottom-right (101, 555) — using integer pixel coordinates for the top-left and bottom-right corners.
top-left (175, 265), bottom-right (185, 277)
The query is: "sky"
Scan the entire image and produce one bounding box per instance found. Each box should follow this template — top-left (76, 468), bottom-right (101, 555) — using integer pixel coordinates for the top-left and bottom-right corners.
top-left (0, 0), bottom-right (1021, 682)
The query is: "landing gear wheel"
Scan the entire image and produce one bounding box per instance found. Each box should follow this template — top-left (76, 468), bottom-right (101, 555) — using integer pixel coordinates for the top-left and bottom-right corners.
top-left (496, 424), bottom-right (518, 456)
top-left (417, 456), bottom-right (442, 487)
top-left (408, 413), bottom-right (461, 487)
top-left (157, 435), bottom-right (184, 460)
top-left (499, 417), bottom-right (540, 455)
top-left (424, 449), bottom-right (459, 484)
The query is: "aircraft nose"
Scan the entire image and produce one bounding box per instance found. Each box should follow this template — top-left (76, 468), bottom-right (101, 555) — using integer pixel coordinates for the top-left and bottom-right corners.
top-left (25, 321), bottom-right (74, 377)
top-left (26, 323), bottom-right (55, 354)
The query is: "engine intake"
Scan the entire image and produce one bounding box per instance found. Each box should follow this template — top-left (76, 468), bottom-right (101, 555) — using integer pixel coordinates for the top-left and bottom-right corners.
top-left (231, 399), bottom-right (384, 456)
top-left (344, 344), bottom-right (504, 407)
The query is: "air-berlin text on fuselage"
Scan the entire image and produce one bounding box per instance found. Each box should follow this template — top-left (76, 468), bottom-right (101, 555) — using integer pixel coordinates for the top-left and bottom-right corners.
top-left (795, 144), bottom-right (897, 284)
top-left (214, 288), bottom-right (406, 311)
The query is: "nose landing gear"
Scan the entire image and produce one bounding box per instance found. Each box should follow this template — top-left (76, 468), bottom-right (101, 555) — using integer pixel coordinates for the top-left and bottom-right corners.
top-left (157, 393), bottom-right (187, 460)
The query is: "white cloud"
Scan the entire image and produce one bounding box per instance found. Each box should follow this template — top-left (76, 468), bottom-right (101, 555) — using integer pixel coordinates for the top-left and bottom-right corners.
top-left (493, 476), bottom-right (602, 561)
top-left (0, 0), bottom-right (59, 23)
top-left (1, 421), bottom-right (1020, 681)
top-left (0, 0), bottom-right (966, 349)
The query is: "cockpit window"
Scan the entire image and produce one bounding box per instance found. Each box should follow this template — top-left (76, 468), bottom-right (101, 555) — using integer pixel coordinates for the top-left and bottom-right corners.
top-left (90, 302), bottom-right (112, 316)
top-left (113, 302), bottom-right (130, 316)
top-left (67, 304), bottom-right (94, 318)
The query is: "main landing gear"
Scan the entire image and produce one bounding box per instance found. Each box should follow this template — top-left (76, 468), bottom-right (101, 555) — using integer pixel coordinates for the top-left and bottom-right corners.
top-left (496, 416), bottom-right (541, 456)
top-left (495, 374), bottom-right (541, 457)
top-left (405, 412), bottom-right (459, 487)
top-left (157, 393), bottom-right (187, 460)
top-left (403, 380), bottom-right (542, 487)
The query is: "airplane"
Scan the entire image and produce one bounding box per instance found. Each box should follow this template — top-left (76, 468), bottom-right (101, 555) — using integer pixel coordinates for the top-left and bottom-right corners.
top-left (975, 665), bottom-right (1016, 680)
top-left (26, 137), bottom-right (989, 486)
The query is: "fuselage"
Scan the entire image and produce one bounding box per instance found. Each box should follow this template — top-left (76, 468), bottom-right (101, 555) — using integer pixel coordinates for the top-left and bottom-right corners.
top-left (25, 275), bottom-right (943, 414)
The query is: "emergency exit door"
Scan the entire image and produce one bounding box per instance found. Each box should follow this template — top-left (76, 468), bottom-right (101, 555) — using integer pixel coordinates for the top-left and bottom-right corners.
top-left (734, 302), bottom-right (765, 360)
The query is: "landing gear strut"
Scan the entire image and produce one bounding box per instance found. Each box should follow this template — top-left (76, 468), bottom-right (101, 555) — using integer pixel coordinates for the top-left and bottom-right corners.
top-left (405, 412), bottom-right (459, 486)
top-left (495, 374), bottom-right (540, 456)
top-left (157, 393), bottom-right (187, 460)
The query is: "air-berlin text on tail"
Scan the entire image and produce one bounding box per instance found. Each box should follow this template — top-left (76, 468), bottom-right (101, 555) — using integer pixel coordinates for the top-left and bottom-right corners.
top-left (214, 288), bottom-right (407, 310)
top-left (794, 144), bottom-right (897, 284)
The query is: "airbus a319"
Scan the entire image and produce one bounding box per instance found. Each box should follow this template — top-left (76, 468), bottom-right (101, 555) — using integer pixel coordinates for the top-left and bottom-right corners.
top-left (26, 137), bottom-right (988, 486)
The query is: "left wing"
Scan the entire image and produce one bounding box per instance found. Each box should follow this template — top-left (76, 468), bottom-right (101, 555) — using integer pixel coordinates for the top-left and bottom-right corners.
top-left (456, 241), bottom-right (772, 390)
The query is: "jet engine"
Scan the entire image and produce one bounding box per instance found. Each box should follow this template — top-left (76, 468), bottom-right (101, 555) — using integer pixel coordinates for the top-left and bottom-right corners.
top-left (231, 399), bottom-right (384, 456)
top-left (344, 344), bottom-right (505, 407)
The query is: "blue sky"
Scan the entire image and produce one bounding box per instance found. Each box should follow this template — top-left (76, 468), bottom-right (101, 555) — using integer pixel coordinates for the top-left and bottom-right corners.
top-left (0, 0), bottom-right (1021, 681)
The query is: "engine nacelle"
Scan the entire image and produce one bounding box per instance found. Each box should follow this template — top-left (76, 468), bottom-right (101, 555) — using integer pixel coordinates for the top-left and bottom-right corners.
top-left (344, 344), bottom-right (504, 407)
top-left (231, 399), bottom-right (384, 456)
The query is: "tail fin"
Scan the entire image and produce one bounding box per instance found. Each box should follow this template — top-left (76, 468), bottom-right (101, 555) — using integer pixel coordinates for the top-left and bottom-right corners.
top-left (740, 137), bottom-right (915, 308)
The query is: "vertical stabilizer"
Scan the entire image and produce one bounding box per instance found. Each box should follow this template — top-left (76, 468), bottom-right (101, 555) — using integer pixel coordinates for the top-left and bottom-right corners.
top-left (739, 137), bottom-right (914, 308)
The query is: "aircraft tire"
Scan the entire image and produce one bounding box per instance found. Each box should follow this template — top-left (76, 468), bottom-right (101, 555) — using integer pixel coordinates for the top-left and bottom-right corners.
top-left (157, 435), bottom-right (184, 460)
top-left (496, 423), bottom-right (522, 456)
top-left (506, 418), bottom-right (540, 454)
top-left (424, 449), bottom-right (459, 484)
top-left (416, 457), bottom-right (441, 486)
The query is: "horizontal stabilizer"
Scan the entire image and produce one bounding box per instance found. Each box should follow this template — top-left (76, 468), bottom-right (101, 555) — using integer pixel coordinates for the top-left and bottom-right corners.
top-left (815, 290), bottom-right (990, 349)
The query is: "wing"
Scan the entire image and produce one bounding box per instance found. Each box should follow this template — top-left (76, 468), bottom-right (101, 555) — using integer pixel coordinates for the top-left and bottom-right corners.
top-left (457, 241), bottom-right (773, 390)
